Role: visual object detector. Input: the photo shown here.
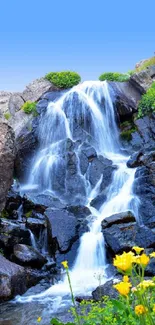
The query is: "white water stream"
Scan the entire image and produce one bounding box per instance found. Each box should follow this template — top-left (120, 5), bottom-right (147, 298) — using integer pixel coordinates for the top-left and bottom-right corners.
top-left (16, 81), bottom-right (139, 308)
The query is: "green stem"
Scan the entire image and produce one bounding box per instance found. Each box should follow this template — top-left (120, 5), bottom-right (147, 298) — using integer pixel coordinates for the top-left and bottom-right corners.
top-left (66, 268), bottom-right (81, 325)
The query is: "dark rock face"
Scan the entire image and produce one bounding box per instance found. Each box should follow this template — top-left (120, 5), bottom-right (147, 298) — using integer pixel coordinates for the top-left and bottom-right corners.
top-left (89, 156), bottom-right (116, 191)
top-left (0, 254), bottom-right (26, 301)
top-left (92, 280), bottom-right (118, 300)
top-left (102, 211), bottom-right (136, 229)
top-left (102, 221), bottom-right (155, 255)
top-left (109, 81), bottom-right (141, 121)
top-left (13, 244), bottom-right (47, 268)
top-left (0, 120), bottom-right (15, 212)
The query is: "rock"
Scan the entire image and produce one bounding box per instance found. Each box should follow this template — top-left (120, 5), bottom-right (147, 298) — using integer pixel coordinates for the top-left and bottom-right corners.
top-left (89, 156), bottom-right (115, 191)
top-left (130, 65), bottom-right (155, 93)
top-left (26, 217), bottom-right (46, 235)
top-left (0, 254), bottom-right (26, 301)
top-left (0, 91), bottom-right (12, 115)
top-left (109, 81), bottom-right (141, 120)
top-left (127, 151), bottom-right (143, 167)
top-left (92, 280), bottom-right (118, 300)
top-left (8, 93), bottom-right (24, 115)
top-left (90, 191), bottom-right (107, 209)
top-left (22, 77), bottom-right (57, 102)
top-left (102, 222), bottom-right (155, 254)
top-left (0, 120), bottom-right (15, 212)
top-left (45, 208), bottom-right (78, 253)
top-left (13, 244), bottom-right (47, 268)
top-left (102, 211), bottom-right (136, 229)
top-left (15, 125), bottom-right (38, 181)
top-left (0, 219), bottom-right (31, 252)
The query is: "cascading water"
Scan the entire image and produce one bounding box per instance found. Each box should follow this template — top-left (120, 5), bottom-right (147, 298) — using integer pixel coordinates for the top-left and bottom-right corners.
top-left (16, 81), bottom-right (140, 307)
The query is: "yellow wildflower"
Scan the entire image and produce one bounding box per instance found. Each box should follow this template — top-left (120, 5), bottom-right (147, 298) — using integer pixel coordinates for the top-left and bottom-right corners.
top-left (113, 251), bottom-right (135, 272)
top-left (61, 260), bottom-right (68, 268)
top-left (153, 304), bottom-right (155, 312)
top-left (113, 281), bottom-right (131, 296)
top-left (138, 280), bottom-right (155, 289)
top-left (37, 317), bottom-right (42, 322)
top-left (132, 246), bottom-right (144, 254)
top-left (133, 253), bottom-right (150, 266)
top-left (135, 305), bottom-right (147, 315)
top-left (123, 275), bottom-right (129, 282)
top-left (150, 252), bottom-right (155, 258)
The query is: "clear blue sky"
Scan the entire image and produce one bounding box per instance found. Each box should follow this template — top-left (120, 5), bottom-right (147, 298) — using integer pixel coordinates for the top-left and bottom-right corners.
top-left (0, 0), bottom-right (155, 91)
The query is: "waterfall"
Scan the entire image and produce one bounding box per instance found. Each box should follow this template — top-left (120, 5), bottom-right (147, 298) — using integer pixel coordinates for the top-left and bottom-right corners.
top-left (16, 81), bottom-right (139, 306)
top-left (29, 229), bottom-right (38, 250)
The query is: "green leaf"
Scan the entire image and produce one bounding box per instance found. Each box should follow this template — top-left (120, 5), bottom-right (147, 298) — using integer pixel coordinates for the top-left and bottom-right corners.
top-left (111, 299), bottom-right (127, 311)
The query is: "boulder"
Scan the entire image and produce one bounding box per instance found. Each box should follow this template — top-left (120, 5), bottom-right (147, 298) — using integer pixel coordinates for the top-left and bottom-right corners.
top-left (109, 81), bottom-right (141, 120)
top-left (101, 211), bottom-right (136, 229)
top-left (13, 244), bottom-right (47, 268)
top-left (127, 151), bottom-right (143, 168)
top-left (92, 280), bottom-right (118, 300)
top-left (89, 156), bottom-right (116, 191)
top-left (90, 191), bottom-right (107, 209)
top-left (102, 222), bottom-right (155, 254)
top-left (130, 65), bottom-right (155, 93)
top-left (0, 91), bottom-right (12, 115)
top-left (0, 219), bottom-right (31, 252)
top-left (22, 77), bottom-right (57, 102)
top-left (9, 109), bottom-right (33, 138)
top-left (0, 254), bottom-right (26, 301)
top-left (9, 93), bottom-right (24, 115)
top-left (0, 120), bottom-right (15, 212)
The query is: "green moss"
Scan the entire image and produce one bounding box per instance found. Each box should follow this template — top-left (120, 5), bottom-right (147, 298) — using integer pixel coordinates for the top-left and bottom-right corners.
top-left (99, 72), bottom-right (130, 82)
top-left (25, 210), bottom-right (32, 218)
top-left (120, 120), bottom-right (132, 129)
top-left (45, 71), bottom-right (81, 89)
top-left (120, 128), bottom-right (136, 141)
top-left (21, 101), bottom-right (37, 115)
top-left (0, 248), bottom-right (4, 255)
top-left (137, 82), bottom-right (155, 118)
top-left (4, 112), bottom-right (11, 120)
top-left (0, 209), bottom-right (9, 219)
top-left (136, 56), bottom-right (155, 72)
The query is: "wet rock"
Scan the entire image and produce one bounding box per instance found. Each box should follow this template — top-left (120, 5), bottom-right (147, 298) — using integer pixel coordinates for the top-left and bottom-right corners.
top-left (45, 208), bottom-right (78, 253)
top-left (0, 254), bottom-right (27, 301)
top-left (102, 211), bottom-right (136, 229)
top-left (90, 191), bottom-right (107, 209)
top-left (133, 115), bottom-right (155, 151)
top-left (102, 222), bottom-right (155, 254)
top-left (5, 189), bottom-right (22, 217)
top-left (92, 280), bottom-right (118, 300)
top-left (13, 244), bottom-right (47, 268)
top-left (40, 89), bottom-right (66, 102)
top-left (0, 219), bottom-right (31, 252)
top-left (26, 217), bottom-right (46, 234)
top-left (127, 151), bottom-right (143, 168)
top-left (109, 81), bottom-right (141, 120)
top-left (0, 120), bottom-right (15, 213)
top-left (89, 156), bottom-right (115, 192)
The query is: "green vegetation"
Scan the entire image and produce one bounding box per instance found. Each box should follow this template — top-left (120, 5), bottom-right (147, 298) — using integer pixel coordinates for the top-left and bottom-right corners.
top-left (21, 101), bottom-right (37, 115)
top-left (120, 128), bottom-right (136, 141)
top-left (99, 72), bottom-right (130, 82)
top-left (49, 249), bottom-right (155, 325)
top-left (136, 56), bottom-right (155, 72)
top-left (137, 81), bottom-right (155, 118)
top-left (0, 248), bottom-right (4, 256)
top-left (45, 71), bottom-right (81, 89)
top-left (0, 209), bottom-right (9, 219)
top-left (4, 112), bottom-right (11, 120)
top-left (25, 210), bottom-right (32, 218)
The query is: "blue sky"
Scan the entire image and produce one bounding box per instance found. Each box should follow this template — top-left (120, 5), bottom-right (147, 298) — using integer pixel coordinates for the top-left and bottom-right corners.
top-left (0, 0), bottom-right (155, 91)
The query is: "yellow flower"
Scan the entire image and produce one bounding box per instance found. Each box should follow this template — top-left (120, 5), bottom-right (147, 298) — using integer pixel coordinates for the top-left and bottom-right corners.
top-left (150, 252), bottom-right (155, 258)
top-left (113, 252), bottom-right (135, 272)
top-left (133, 253), bottom-right (150, 267)
top-left (123, 275), bottom-right (129, 282)
top-left (113, 281), bottom-right (132, 296)
top-left (138, 280), bottom-right (155, 289)
top-left (132, 246), bottom-right (144, 254)
top-left (153, 304), bottom-right (155, 312)
top-left (61, 260), bottom-right (68, 268)
top-left (37, 317), bottom-right (42, 322)
top-left (135, 305), bottom-right (147, 315)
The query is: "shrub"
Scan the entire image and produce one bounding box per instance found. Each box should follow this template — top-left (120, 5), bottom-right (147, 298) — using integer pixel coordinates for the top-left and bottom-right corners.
top-left (4, 112), bottom-right (11, 120)
top-left (45, 71), bottom-right (81, 89)
top-left (21, 101), bottom-right (37, 115)
top-left (120, 128), bottom-right (136, 141)
top-left (137, 82), bottom-right (155, 118)
top-left (99, 72), bottom-right (130, 82)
